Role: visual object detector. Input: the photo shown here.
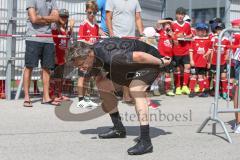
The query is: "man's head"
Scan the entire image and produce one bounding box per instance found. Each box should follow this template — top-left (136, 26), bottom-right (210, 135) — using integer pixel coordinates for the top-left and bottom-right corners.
top-left (195, 22), bottom-right (208, 37)
top-left (176, 7), bottom-right (186, 23)
top-left (67, 41), bottom-right (94, 71)
top-left (211, 22), bottom-right (225, 34)
top-left (86, 0), bottom-right (98, 21)
top-left (59, 9), bottom-right (69, 25)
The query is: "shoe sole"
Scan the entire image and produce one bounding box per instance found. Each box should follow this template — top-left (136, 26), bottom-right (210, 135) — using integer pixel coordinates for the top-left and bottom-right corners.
top-left (128, 147), bottom-right (153, 155)
top-left (98, 135), bottom-right (126, 139)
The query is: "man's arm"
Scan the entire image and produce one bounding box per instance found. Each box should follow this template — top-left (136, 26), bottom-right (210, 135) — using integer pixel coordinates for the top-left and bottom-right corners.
top-left (132, 51), bottom-right (171, 67)
top-left (28, 8), bottom-right (59, 25)
top-left (135, 12), bottom-right (144, 35)
top-left (106, 11), bottom-right (114, 36)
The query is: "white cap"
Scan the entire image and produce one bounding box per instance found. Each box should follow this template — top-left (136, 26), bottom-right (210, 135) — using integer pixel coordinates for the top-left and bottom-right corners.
top-left (184, 15), bottom-right (191, 21)
top-left (143, 27), bottom-right (159, 37)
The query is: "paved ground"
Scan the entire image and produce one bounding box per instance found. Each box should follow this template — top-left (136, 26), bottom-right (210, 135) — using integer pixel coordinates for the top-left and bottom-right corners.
top-left (0, 95), bottom-right (240, 160)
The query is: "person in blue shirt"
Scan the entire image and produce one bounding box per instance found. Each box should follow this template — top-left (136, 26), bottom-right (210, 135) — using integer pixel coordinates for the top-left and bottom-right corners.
top-left (97, 0), bottom-right (109, 36)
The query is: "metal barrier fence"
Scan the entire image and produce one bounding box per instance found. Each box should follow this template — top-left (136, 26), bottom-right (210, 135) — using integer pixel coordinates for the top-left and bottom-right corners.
top-left (0, 0), bottom-right (99, 100)
top-left (197, 28), bottom-right (240, 143)
top-left (0, 0), bottom-right (240, 100)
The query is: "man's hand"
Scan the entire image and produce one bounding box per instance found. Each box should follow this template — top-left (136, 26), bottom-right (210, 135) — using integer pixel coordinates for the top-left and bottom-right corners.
top-left (190, 60), bottom-right (195, 67)
top-left (160, 56), bottom-right (172, 67)
top-left (69, 19), bottom-right (75, 28)
top-left (99, 28), bottom-right (107, 36)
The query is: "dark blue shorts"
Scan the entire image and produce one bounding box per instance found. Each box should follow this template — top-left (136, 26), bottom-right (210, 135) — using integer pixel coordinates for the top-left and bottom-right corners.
top-left (25, 41), bottom-right (55, 69)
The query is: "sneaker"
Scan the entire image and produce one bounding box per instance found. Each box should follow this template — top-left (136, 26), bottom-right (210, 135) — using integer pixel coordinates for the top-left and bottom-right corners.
top-left (234, 124), bottom-right (240, 134)
top-left (175, 87), bottom-right (182, 95)
top-left (166, 90), bottom-right (175, 96)
top-left (148, 100), bottom-right (159, 110)
top-left (198, 92), bottom-right (209, 97)
top-left (222, 92), bottom-right (228, 100)
top-left (77, 99), bottom-right (98, 108)
top-left (88, 99), bottom-right (99, 107)
top-left (182, 85), bottom-right (190, 95)
top-left (127, 139), bottom-right (153, 155)
top-left (98, 127), bottom-right (126, 139)
top-left (153, 90), bottom-right (160, 96)
top-left (194, 85), bottom-right (200, 93)
top-left (189, 91), bottom-right (196, 98)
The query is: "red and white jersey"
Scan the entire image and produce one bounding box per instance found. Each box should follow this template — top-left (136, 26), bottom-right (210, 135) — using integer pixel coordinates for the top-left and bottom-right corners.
top-left (171, 21), bottom-right (192, 56)
top-left (189, 36), bottom-right (212, 68)
top-left (157, 29), bottom-right (173, 57)
top-left (78, 19), bottom-right (99, 43)
top-left (52, 24), bottom-right (71, 65)
top-left (233, 33), bottom-right (240, 53)
top-left (211, 35), bottom-right (230, 65)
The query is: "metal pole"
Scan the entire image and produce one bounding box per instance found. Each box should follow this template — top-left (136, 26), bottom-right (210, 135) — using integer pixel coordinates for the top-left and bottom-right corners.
top-left (225, 0), bottom-right (231, 28)
top-left (6, 0), bottom-right (16, 100)
top-left (217, 0), bottom-right (220, 18)
top-left (189, 0), bottom-right (192, 17)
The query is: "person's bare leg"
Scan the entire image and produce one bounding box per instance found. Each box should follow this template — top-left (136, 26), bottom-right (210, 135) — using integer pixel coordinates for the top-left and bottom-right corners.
top-left (42, 68), bottom-right (51, 102)
top-left (23, 67), bottom-right (33, 102)
top-left (129, 80), bottom-right (149, 125)
top-left (96, 76), bottom-right (126, 138)
top-left (128, 80), bottom-right (153, 155)
top-left (123, 86), bottom-right (133, 102)
top-left (234, 86), bottom-right (240, 124)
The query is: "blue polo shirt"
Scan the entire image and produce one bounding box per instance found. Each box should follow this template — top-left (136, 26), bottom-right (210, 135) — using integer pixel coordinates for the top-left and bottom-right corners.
top-left (97, 0), bottom-right (108, 33)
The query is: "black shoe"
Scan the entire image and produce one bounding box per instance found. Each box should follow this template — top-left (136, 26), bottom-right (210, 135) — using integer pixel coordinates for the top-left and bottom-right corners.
top-left (189, 91), bottom-right (196, 98)
top-left (127, 139), bottom-right (153, 155)
top-left (133, 136), bottom-right (141, 143)
top-left (198, 92), bottom-right (208, 97)
top-left (98, 127), bottom-right (126, 139)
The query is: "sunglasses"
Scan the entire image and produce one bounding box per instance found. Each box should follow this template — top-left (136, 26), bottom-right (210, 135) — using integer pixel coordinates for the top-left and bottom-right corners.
top-left (87, 11), bottom-right (97, 15)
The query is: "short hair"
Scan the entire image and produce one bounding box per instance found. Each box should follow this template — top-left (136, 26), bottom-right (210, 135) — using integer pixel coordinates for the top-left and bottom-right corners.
top-left (86, 0), bottom-right (98, 12)
top-left (164, 17), bottom-right (174, 21)
top-left (176, 7), bottom-right (186, 15)
top-left (66, 41), bottom-right (93, 62)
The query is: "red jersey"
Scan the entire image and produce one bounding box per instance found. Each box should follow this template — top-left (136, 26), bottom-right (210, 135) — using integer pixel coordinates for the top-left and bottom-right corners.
top-left (211, 36), bottom-right (230, 65)
top-left (171, 21), bottom-right (192, 56)
top-left (233, 33), bottom-right (240, 53)
top-left (52, 24), bottom-right (71, 65)
top-left (78, 19), bottom-right (99, 43)
top-left (190, 36), bottom-right (212, 68)
top-left (157, 29), bottom-right (173, 57)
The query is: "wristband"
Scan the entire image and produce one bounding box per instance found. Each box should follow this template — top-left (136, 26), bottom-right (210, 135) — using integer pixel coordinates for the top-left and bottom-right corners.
top-left (159, 58), bottom-right (164, 68)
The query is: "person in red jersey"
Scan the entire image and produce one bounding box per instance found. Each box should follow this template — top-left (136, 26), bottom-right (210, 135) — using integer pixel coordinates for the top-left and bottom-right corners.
top-left (231, 19), bottom-right (240, 133)
top-left (209, 22), bottom-right (230, 99)
top-left (156, 18), bottom-right (175, 96)
top-left (77, 0), bottom-right (99, 109)
top-left (171, 7), bottom-right (192, 95)
top-left (50, 9), bottom-right (74, 105)
top-left (183, 15), bottom-right (196, 36)
top-left (189, 23), bottom-right (212, 98)
top-left (78, 1), bottom-right (99, 44)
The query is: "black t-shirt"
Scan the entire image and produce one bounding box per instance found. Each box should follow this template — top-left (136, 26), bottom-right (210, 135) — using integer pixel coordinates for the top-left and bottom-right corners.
top-left (92, 37), bottom-right (161, 72)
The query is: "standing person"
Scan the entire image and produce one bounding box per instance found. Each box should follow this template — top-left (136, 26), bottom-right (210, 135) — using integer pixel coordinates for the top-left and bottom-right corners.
top-left (156, 18), bottom-right (175, 96)
top-left (97, 0), bottom-right (108, 36)
top-left (77, 0), bottom-right (99, 108)
top-left (209, 22), bottom-right (230, 99)
top-left (106, 0), bottom-right (144, 103)
top-left (231, 19), bottom-right (240, 133)
top-left (172, 7), bottom-right (192, 95)
top-left (67, 38), bottom-right (171, 155)
top-left (0, 79), bottom-right (5, 99)
top-left (23, 0), bottom-right (59, 107)
top-left (50, 9), bottom-right (74, 104)
top-left (189, 23), bottom-right (212, 98)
